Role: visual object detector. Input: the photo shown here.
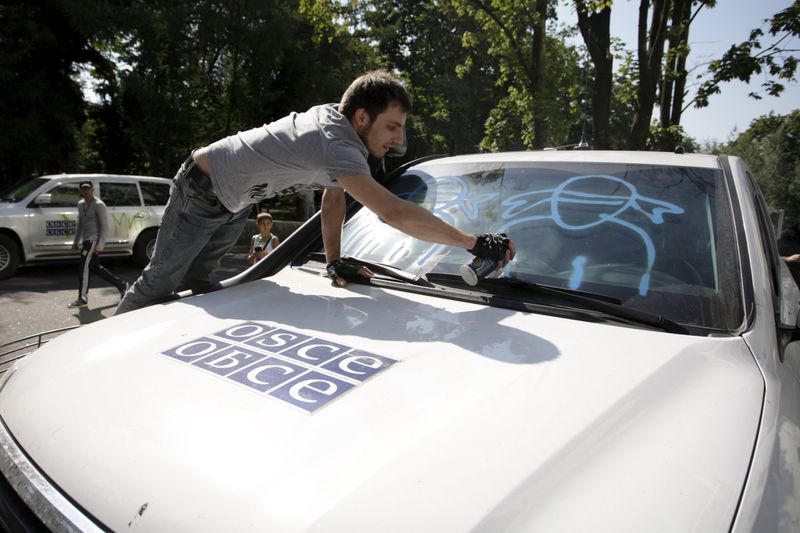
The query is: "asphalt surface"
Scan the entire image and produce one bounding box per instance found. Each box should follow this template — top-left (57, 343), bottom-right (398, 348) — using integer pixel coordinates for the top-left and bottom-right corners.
top-left (0, 251), bottom-right (250, 349)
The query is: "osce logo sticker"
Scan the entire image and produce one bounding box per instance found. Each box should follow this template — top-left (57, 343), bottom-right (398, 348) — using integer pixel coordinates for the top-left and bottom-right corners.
top-left (162, 322), bottom-right (397, 413)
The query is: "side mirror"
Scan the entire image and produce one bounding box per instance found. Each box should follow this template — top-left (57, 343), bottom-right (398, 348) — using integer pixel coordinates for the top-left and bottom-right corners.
top-left (32, 193), bottom-right (52, 206)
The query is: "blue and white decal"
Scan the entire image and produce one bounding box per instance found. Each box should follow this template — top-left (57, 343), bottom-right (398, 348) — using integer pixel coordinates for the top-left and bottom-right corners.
top-left (45, 219), bottom-right (76, 236)
top-left (162, 322), bottom-right (397, 413)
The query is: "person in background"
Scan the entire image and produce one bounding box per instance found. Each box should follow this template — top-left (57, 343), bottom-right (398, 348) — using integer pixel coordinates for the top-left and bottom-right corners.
top-left (248, 212), bottom-right (280, 264)
top-left (69, 181), bottom-right (128, 308)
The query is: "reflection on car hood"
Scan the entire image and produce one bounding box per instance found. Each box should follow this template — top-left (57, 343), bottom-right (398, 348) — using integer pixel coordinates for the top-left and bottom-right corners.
top-left (0, 269), bottom-right (764, 532)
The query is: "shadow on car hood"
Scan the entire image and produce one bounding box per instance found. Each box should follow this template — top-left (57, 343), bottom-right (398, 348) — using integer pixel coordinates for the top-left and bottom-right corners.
top-left (0, 269), bottom-right (764, 532)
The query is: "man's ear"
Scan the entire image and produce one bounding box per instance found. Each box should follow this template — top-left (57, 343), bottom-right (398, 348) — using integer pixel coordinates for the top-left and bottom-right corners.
top-left (353, 108), bottom-right (369, 128)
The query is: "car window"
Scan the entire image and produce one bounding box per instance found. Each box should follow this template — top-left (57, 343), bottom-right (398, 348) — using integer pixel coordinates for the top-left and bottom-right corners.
top-left (1, 177), bottom-right (48, 203)
top-left (140, 182), bottom-right (171, 206)
top-left (337, 161), bottom-right (743, 331)
top-left (45, 182), bottom-right (82, 208)
top-left (100, 182), bottom-right (140, 207)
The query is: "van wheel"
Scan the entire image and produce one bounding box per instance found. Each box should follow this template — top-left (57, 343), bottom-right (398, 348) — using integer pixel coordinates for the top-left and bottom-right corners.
top-left (133, 229), bottom-right (158, 267)
top-left (0, 234), bottom-right (21, 280)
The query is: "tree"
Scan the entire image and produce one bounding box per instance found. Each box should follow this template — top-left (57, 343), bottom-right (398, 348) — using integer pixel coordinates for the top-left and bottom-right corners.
top-left (654, 0), bottom-right (715, 150)
top-left (0, 0), bottom-right (116, 187)
top-left (574, 0), bottom-right (613, 149)
top-left (694, 0), bottom-right (799, 110)
top-left (449, 0), bottom-right (559, 149)
top-left (628, 0), bottom-right (670, 149)
top-left (86, 0), bottom-right (377, 178)
top-left (359, 0), bottom-right (503, 157)
top-left (447, 0), bottom-right (589, 151)
top-left (722, 111), bottom-right (800, 226)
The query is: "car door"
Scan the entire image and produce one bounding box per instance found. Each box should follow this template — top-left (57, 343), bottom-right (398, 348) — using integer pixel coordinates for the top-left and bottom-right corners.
top-left (27, 180), bottom-right (82, 257)
top-left (96, 180), bottom-right (147, 253)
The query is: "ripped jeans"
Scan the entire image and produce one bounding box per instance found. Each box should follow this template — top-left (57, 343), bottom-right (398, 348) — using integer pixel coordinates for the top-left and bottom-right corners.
top-left (115, 159), bottom-right (250, 315)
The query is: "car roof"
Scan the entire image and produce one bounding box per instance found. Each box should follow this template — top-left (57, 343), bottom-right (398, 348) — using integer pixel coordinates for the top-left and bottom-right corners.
top-left (417, 150), bottom-right (724, 169)
top-left (39, 173), bottom-right (171, 183)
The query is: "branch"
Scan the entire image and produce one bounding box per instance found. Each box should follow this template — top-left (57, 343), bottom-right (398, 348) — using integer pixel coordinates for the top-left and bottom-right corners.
top-left (469, 0), bottom-right (535, 82)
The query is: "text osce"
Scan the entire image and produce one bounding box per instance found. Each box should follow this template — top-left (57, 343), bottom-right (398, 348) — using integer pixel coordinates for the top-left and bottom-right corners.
top-left (163, 321), bottom-right (397, 413)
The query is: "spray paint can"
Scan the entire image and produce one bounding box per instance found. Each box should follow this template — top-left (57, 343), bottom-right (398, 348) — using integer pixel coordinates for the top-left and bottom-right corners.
top-left (459, 256), bottom-right (498, 286)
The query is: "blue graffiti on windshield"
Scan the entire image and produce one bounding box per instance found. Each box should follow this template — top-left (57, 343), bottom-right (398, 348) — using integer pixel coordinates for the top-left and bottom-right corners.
top-left (569, 256), bottom-right (587, 290)
top-left (400, 176), bottom-right (500, 266)
top-left (497, 174), bottom-right (685, 295)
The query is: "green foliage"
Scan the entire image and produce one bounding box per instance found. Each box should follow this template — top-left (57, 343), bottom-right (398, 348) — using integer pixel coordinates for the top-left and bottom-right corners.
top-left (0, 0), bottom-right (114, 184)
top-left (446, 0), bottom-right (585, 150)
top-left (360, 0), bottom-right (505, 157)
top-left (645, 123), bottom-right (699, 153)
top-left (694, 0), bottom-right (799, 109)
top-left (81, 0), bottom-right (378, 178)
top-left (2, 0), bottom-right (797, 195)
top-left (720, 111), bottom-right (800, 225)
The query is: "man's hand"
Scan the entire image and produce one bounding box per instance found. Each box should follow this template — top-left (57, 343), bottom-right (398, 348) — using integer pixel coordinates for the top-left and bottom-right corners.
top-left (468, 233), bottom-right (516, 268)
top-left (72, 243), bottom-right (78, 251)
top-left (327, 258), bottom-right (374, 287)
top-left (95, 247), bottom-right (103, 254)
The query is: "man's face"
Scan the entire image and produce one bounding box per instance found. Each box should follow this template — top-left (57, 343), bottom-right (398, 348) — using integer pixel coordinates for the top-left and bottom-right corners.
top-left (353, 103), bottom-right (406, 158)
top-left (79, 186), bottom-right (94, 201)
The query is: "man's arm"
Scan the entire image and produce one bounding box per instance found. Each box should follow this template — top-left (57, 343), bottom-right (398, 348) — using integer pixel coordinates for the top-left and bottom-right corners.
top-left (95, 202), bottom-right (108, 252)
top-left (321, 188), bottom-right (345, 264)
top-left (72, 203), bottom-right (83, 250)
top-left (321, 188), bottom-right (373, 287)
top-left (337, 174), bottom-right (480, 251)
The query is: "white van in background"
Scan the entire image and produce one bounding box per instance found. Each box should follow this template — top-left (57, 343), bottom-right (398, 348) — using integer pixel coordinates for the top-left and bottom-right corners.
top-left (0, 173), bottom-right (172, 278)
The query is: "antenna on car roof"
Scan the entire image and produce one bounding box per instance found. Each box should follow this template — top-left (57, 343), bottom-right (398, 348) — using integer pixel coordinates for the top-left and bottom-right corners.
top-left (573, 119), bottom-right (591, 150)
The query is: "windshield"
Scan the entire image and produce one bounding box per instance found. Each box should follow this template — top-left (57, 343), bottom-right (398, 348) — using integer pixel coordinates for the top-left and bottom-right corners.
top-left (0, 178), bottom-right (48, 203)
top-left (338, 159), bottom-right (742, 331)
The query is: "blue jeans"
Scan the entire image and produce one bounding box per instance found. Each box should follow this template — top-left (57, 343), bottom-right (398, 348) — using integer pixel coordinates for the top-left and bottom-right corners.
top-left (115, 160), bottom-right (250, 315)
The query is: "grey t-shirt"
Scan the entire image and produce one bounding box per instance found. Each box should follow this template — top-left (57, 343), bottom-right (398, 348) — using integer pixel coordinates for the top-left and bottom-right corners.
top-left (73, 198), bottom-right (109, 248)
top-left (205, 104), bottom-right (371, 213)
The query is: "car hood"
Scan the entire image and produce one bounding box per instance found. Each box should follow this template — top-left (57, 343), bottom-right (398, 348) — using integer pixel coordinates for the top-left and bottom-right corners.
top-left (0, 268), bottom-right (764, 532)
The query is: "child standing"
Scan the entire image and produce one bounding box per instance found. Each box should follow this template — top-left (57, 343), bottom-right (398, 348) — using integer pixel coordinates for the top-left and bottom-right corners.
top-left (248, 212), bottom-right (280, 264)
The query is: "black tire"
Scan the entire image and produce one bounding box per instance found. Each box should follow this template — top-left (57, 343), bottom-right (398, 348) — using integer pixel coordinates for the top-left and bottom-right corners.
top-left (132, 228), bottom-right (158, 267)
top-left (0, 234), bottom-right (21, 280)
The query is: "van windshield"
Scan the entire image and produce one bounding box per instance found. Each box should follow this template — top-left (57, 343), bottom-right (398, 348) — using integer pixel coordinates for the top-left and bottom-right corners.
top-left (340, 160), bottom-right (743, 331)
top-left (0, 178), bottom-right (48, 203)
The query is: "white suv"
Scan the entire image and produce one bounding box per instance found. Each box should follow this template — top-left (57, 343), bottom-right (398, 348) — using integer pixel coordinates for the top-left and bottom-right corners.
top-left (0, 152), bottom-right (798, 532)
top-left (0, 173), bottom-right (172, 278)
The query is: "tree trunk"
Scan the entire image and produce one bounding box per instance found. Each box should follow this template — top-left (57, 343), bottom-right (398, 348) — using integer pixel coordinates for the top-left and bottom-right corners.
top-left (575, 0), bottom-right (612, 149)
top-left (532, 0), bottom-right (548, 148)
top-left (669, 0), bottom-right (697, 126)
top-left (629, 0), bottom-right (671, 150)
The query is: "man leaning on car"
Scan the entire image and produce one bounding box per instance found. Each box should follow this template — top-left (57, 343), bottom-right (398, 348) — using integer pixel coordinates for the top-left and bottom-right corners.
top-left (115, 70), bottom-right (515, 315)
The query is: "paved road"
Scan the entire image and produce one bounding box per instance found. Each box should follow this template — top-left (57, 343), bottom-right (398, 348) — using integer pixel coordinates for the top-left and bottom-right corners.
top-left (0, 251), bottom-right (250, 348)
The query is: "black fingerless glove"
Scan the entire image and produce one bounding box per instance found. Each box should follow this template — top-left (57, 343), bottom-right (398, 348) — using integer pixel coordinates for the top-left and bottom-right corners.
top-left (326, 258), bottom-right (363, 284)
top-left (467, 233), bottom-right (510, 259)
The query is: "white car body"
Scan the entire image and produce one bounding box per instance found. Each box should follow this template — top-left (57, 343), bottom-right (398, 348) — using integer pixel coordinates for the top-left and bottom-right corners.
top-left (0, 151), bottom-right (798, 532)
top-left (0, 173), bottom-right (171, 278)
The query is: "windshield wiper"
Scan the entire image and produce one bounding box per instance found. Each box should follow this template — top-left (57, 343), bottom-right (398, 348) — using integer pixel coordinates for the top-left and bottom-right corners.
top-left (345, 257), bottom-right (435, 287)
top-left (427, 273), bottom-right (688, 334)
top-left (305, 253), bottom-right (434, 288)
